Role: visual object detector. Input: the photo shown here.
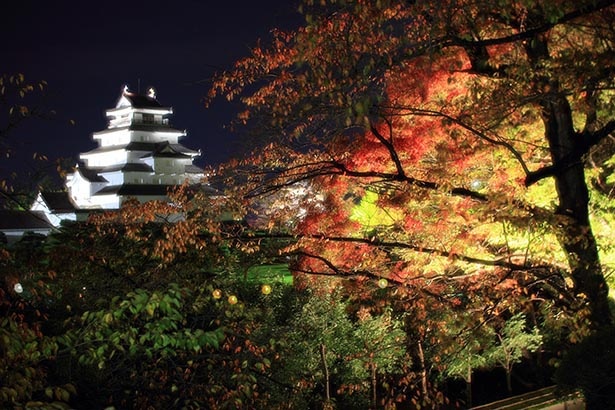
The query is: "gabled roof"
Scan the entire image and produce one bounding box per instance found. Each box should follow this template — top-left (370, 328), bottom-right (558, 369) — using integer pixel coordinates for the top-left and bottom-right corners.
top-left (151, 143), bottom-right (193, 159)
top-left (163, 143), bottom-right (200, 156)
top-left (116, 87), bottom-right (165, 109)
top-left (0, 210), bottom-right (54, 230)
top-left (122, 93), bottom-right (163, 108)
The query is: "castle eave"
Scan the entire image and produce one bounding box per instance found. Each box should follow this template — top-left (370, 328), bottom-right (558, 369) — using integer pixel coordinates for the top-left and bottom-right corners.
top-left (99, 163), bottom-right (155, 173)
top-left (94, 184), bottom-right (174, 196)
top-left (93, 124), bottom-right (185, 135)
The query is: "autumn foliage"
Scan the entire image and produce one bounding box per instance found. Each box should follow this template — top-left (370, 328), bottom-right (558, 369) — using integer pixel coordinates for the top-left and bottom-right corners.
top-left (3, 0), bottom-right (615, 408)
top-left (210, 0), bottom-right (615, 326)
top-left (207, 1), bottom-right (615, 405)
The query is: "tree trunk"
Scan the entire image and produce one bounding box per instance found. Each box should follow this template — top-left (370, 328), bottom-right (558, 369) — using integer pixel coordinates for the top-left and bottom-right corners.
top-left (417, 338), bottom-right (428, 397)
top-left (540, 90), bottom-right (612, 328)
top-left (466, 364), bottom-right (473, 408)
top-left (371, 362), bottom-right (377, 409)
top-left (320, 343), bottom-right (331, 406)
top-left (527, 31), bottom-right (612, 329)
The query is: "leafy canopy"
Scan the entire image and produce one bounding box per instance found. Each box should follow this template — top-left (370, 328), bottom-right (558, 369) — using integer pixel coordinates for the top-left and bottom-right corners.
top-left (210, 0), bottom-right (615, 328)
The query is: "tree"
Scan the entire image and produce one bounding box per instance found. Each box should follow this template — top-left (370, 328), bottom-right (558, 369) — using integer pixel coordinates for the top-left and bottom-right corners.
top-left (209, 0), bottom-right (615, 332)
top-left (285, 291), bottom-right (357, 408)
top-left (440, 311), bottom-right (496, 407)
top-left (56, 284), bottom-right (228, 409)
top-left (37, 184), bottom-right (312, 409)
top-left (485, 313), bottom-right (543, 394)
top-left (273, 289), bottom-right (408, 409)
top-left (0, 234), bottom-right (76, 409)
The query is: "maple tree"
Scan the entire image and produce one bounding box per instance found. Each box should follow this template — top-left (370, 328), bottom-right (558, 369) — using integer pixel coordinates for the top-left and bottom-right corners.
top-left (5, 0), bottom-right (615, 406)
top-left (210, 0), bottom-right (615, 330)
top-left (207, 1), bottom-right (615, 405)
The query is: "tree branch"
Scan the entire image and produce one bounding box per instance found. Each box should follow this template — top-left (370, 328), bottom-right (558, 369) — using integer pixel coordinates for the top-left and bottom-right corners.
top-left (525, 119), bottom-right (615, 186)
top-left (235, 232), bottom-right (549, 272)
top-left (385, 104), bottom-right (533, 177)
top-left (370, 123), bottom-right (407, 180)
top-left (447, 0), bottom-right (615, 51)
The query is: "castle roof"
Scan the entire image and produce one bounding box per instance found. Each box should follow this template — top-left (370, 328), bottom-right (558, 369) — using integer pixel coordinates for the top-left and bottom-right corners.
top-left (94, 184), bottom-right (173, 196)
top-left (0, 210), bottom-right (54, 230)
top-left (184, 164), bottom-right (204, 174)
top-left (76, 166), bottom-right (108, 182)
top-left (115, 86), bottom-right (166, 109)
top-left (93, 124), bottom-right (184, 135)
top-left (122, 93), bottom-right (163, 108)
top-left (82, 141), bottom-right (199, 158)
top-left (39, 191), bottom-right (77, 213)
top-left (99, 163), bottom-right (154, 173)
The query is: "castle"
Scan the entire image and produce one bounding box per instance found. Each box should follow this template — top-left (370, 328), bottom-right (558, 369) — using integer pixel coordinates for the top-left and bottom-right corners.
top-left (29, 86), bottom-right (205, 229)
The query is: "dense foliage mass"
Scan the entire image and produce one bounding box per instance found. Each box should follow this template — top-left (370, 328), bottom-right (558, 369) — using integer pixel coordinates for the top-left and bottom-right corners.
top-left (3, 0), bottom-right (615, 409)
top-left (207, 0), bottom-right (615, 406)
top-left (210, 0), bottom-right (615, 328)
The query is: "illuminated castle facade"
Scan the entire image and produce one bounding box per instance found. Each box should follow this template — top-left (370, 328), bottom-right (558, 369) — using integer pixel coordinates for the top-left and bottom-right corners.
top-left (30, 86), bottom-right (204, 226)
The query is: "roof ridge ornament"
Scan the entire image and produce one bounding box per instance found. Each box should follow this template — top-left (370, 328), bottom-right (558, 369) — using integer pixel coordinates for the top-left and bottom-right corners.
top-left (148, 87), bottom-right (156, 99)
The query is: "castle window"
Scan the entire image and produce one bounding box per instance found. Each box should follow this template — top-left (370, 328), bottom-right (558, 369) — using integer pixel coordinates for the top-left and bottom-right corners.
top-left (143, 113), bottom-right (154, 124)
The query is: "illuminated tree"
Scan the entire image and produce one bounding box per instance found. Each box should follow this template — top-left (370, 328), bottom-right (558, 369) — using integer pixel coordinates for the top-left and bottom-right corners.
top-left (210, 0), bottom-right (615, 331)
top-left (257, 289), bottom-right (408, 409)
top-left (486, 313), bottom-right (543, 394)
top-left (38, 185), bottom-right (298, 409)
top-left (440, 311), bottom-right (495, 407)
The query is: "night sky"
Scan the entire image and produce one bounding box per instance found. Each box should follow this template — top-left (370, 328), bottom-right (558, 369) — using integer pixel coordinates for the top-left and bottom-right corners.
top-left (2, 0), bottom-right (302, 182)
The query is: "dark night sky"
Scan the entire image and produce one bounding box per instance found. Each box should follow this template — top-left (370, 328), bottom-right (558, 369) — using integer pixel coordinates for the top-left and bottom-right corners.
top-left (2, 0), bottom-right (302, 182)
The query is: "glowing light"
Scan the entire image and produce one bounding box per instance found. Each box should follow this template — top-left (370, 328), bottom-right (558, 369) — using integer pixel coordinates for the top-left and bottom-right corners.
top-left (261, 284), bottom-right (272, 295)
top-left (14, 283), bottom-right (23, 293)
top-left (228, 295), bottom-right (238, 305)
top-left (470, 179), bottom-right (484, 190)
top-left (212, 289), bottom-right (222, 299)
top-left (377, 278), bottom-right (388, 289)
